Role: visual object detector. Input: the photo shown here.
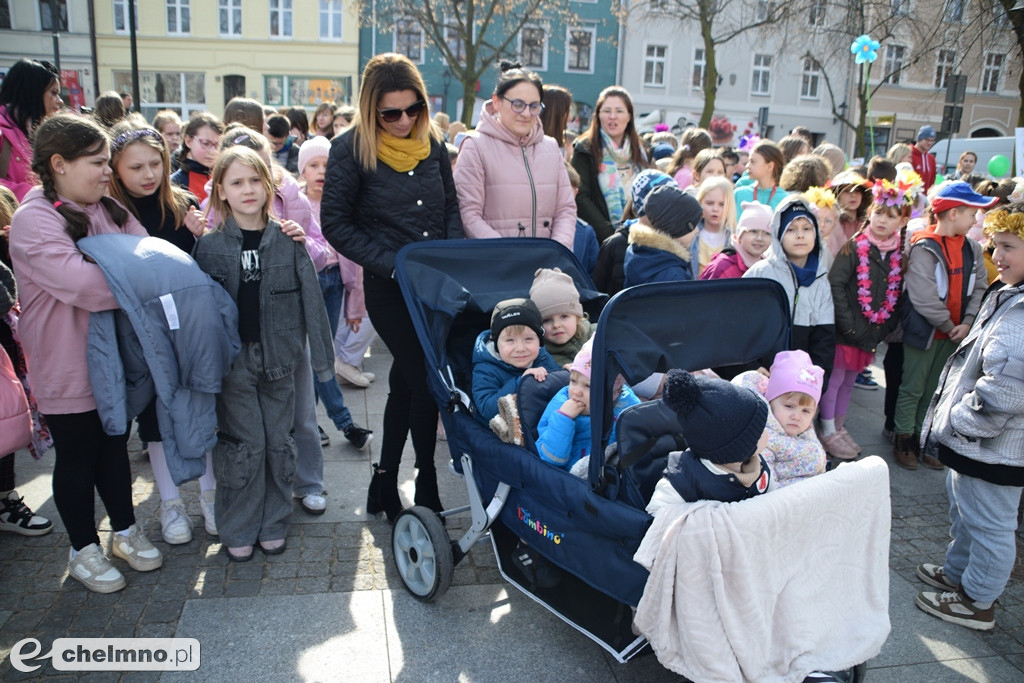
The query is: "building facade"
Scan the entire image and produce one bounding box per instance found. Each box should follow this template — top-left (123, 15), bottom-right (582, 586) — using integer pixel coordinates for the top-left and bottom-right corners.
top-left (359, 0), bottom-right (620, 126)
top-left (1, 0), bottom-right (96, 111)
top-left (93, 0), bottom-right (361, 121)
top-left (619, 0), bottom-right (1021, 157)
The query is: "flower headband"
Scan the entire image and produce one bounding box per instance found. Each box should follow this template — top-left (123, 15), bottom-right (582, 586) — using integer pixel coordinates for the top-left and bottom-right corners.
top-left (111, 128), bottom-right (165, 152)
top-left (983, 208), bottom-right (1024, 239)
top-left (803, 186), bottom-right (837, 211)
top-left (871, 167), bottom-right (923, 208)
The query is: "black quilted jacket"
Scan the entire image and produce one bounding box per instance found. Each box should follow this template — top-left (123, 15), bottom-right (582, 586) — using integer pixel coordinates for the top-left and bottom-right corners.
top-left (320, 129), bottom-right (463, 278)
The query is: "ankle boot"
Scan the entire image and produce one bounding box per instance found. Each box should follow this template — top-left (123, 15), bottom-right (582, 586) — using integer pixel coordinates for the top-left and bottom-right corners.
top-left (917, 434), bottom-right (944, 469)
top-left (893, 434), bottom-right (919, 470)
top-left (414, 466), bottom-right (444, 513)
top-left (366, 463), bottom-right (403, 522)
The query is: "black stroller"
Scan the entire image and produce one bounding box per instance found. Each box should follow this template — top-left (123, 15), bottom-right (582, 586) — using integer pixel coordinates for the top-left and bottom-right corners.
top-left (389, 239), bottom-right (874, 680)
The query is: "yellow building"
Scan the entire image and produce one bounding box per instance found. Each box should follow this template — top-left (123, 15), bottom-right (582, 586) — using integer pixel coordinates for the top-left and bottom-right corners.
top-left (93, 0), bottom-right (361, 121)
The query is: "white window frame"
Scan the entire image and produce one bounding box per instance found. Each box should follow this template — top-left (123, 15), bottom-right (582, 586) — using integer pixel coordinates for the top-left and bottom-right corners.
top-left (808, 0), bottom-right (826, 26)
top-left (992, 3), bottom-right (1010, 28)
top-left (883, 44), bottom-right (906, 84)
top-left (648, 0), bottom-right (670, 11)
top-left (801, 57), bottom-right (820, 100)
top-left (39, 0), bottom-right (69, 31)
top-left (755, 0), bottom-right (777, 22)
top-left (751, 54), bottom-right (771, 95)
top-left (644, 43), bottom-right (668, 87)
top-left (269, 0), bottom-right (292, 39)
top-left (692, 47), bottom-right (706, 89)
top-left (113, 0), bottom-right (139, 34)
top-left (935, 49), bottom-right (955, 89)
top-left (113, 70), bottom-right (206, 119)
top-left (319, 0), bottom-right (343, 41)
top-left (166, 0), bottom-right (190, 35)
top-left (444, 14), bottom-right (466, 65)
top-left (218, 0), bottom-right (242, 37)
top-left (943, 0), bottom-right (966, 23)
top-left (981, 52), bottom-right (1003, 93)
top-left (519, 24), bottom-right (548, 71)
top-left (394, 17), bottom-right (424, 63)
top-left (565, 25), bottom-right (597, 74)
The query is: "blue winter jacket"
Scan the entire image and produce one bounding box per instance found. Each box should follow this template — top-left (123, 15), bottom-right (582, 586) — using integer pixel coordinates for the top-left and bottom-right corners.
top-left (78, 234), bottom-right (241, 485)
top-left (472, 329), bottom-right (560, 424)
top-left (623, 222), bottom-right (694, 287)
top-left (535, 384), bottom-right (640, 470)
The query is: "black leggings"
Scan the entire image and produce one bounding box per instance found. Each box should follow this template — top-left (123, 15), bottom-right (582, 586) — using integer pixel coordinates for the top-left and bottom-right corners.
top-left (46, 411), bottom-right (135, 551)
top-left (364, 272), bottom-right (438, 474)
top-left (0, 452), bottom-right (14, 491)
top-left (882, 342), bottom-right (904, 432)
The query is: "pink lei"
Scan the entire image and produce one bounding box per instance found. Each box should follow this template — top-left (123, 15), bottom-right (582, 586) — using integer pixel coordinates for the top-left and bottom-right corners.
top-left (855, 235), bottom-right (901, 324)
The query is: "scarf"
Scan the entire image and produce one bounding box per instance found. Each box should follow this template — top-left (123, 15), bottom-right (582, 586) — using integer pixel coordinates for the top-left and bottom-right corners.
top-left (862, 227), bottom-right (901, 255)
top-left (597, 129), bottom-right (636, 223)
top-left (377, 131), bottom-right (430, 173)
top-left (790, 252), bottom-right (820, 288)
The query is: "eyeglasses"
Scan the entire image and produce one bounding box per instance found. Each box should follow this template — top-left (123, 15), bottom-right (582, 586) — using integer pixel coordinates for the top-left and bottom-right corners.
top-left (599, 108), bottom-right (628, 117)
top-left (502, 97), bottom-right (545, 116)
top-left (191, 137), bottom-right (219, 151)
top-left (378, 100), bottom-right (426, 123)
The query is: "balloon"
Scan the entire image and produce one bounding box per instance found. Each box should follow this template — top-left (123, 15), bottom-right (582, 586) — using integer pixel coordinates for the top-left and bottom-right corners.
top-left (934, 173), bottom-right (945, 185)
top-left (987, 154), bottom-right (1010, 178)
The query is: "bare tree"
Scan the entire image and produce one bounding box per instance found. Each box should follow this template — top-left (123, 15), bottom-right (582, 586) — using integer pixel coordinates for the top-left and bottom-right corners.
top-left (358, 0), bottom-right (581, 125)
top-left (994, 0), bottom-right (1024, 127)
top-left (805, 0), bottom-right (1022, 156)
top-left (619, 0), bottom-right (796, 128)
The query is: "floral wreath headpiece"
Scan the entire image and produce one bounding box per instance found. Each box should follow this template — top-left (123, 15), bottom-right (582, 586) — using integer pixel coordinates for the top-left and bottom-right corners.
top-left (803, 186), bottom-right (837, 211)
top-left (983, 208), bottom-right (1024, 239)
top-left (870, 167), bottom-right (923, 208)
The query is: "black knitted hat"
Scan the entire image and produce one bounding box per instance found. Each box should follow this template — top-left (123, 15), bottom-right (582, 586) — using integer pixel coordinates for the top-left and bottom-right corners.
top-left (490, 298), bottom-right (545, 341)
top-left (662, 369), bottom-right (768, 464)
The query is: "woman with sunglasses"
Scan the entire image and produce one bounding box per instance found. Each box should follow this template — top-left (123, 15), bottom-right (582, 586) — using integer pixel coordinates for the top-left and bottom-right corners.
top-left (170, 112), bottom-right (224, 203)
top-left (570, 86), bottom-right (648, 242)
top-left (321, 53), bottom-right (462, 523)
top-left (452, 62), bottom-right (575, 249)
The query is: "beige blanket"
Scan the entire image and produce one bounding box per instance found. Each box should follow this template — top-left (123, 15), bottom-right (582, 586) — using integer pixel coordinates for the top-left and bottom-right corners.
top-left (633, 456), bottom-right (891, 682)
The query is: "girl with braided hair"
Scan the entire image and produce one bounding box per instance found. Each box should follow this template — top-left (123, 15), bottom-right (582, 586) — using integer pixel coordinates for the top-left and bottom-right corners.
top-left (9, 113), bottom-right (163, 593)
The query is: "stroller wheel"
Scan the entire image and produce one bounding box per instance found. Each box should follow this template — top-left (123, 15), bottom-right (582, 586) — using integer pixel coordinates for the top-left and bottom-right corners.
top-left (392, 506), bottom-right (454, 601)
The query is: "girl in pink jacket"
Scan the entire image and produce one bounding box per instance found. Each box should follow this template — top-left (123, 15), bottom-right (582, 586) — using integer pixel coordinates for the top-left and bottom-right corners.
top-left (10, 114), bottom-right (163, 593)
top-left (453, 62), bottom-right (576, 250)
top-left (0, 59), bottom-right (63, 201)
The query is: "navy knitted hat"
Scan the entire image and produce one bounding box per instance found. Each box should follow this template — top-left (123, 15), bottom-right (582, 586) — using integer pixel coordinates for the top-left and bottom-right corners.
top-left (630, 169), bottom-right (677, 217)
top-left (645, 185), bottom-right (702, 238)
top-left (662, 369), bottom-right (768, 465)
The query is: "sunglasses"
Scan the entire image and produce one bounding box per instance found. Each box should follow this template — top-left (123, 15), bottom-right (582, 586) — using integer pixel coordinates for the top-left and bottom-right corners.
top-left (378, 100), bottom-right (426, 123)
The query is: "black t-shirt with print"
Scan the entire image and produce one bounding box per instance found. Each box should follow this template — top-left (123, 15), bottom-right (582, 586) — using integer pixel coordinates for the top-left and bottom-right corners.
top-left (238, 228), bottom-right (263, 343)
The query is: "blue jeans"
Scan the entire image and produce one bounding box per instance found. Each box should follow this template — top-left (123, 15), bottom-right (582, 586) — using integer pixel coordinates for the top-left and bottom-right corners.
top-left (942, 469), bottom-right (1023, 603)
top-left (315, 266), bottom-right (352, 432)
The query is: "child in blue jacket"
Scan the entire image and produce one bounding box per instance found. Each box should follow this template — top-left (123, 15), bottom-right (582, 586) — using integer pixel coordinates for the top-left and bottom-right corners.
top-left (535, 337), bottom-right (640, 471)
top-left (472, 298), bottom-right (560, 424)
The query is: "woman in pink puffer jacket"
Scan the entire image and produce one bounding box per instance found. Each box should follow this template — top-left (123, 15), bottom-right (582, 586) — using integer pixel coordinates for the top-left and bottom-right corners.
top-left (453, 62), bottom-right (576, 250)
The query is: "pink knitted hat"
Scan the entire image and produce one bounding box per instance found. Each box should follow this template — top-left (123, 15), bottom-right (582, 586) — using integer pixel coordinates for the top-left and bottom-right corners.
top-left (570, 337), bottom-right (594, 380)
top-left (766, 350), bottom-right (824, 404)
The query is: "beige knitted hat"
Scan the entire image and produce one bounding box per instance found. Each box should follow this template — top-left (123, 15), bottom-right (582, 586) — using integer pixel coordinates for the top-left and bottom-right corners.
top-left (529, 268), bottom-right (583, 320)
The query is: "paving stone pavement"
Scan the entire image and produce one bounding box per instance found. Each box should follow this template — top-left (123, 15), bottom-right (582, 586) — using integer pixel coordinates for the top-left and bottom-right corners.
top-left (0, 344), bottom-right (1021, 681)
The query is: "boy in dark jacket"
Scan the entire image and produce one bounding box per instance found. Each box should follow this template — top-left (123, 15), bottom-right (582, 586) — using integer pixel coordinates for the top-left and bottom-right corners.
top-left (472, 299), bottom-right (560, 424)
top-left (623, 185), bottom-right (703, 287)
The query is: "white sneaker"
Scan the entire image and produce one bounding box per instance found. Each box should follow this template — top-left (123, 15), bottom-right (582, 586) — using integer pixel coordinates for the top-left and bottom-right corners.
top-left (111, 524), bottom-right (163, 572)
top-left (68, 544), bottom-right (126, 593)
top-left (199, 489), bottom-right (217, 536)
top-left (335, 360), bottom-right (372, 387)
top-left (159, 498), bottom-right (192, 545)
top-left (299, 493), bottom-right (326, 515)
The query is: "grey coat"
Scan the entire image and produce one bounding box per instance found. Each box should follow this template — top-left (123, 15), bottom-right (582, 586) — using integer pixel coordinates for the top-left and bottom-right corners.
top-left (922, 282), bottom-right (1024, 480)
top-left (192, 216), bottom-right (334, 383)
top-left (79, 234), bottom-right (241, 485)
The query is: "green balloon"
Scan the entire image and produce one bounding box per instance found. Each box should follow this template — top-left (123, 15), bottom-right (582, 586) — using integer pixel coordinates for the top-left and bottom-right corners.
top-left (934, 173), bottom-right (946, 185)
top-left (988, 154), bottom-right (1010, 177)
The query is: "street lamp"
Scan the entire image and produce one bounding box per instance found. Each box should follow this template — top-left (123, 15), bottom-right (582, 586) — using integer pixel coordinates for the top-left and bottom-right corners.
top-left (442, 69), bottom-right (451, 116)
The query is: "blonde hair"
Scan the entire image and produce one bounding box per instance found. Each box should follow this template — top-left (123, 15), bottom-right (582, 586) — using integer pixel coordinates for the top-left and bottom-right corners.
top-left (107, 121), bottom-right (192, 230)
top-left (207, 146), bottom-right (275, 228)
top-left (353, 53), bottom-right (439, 171)
top-left (696, 176), bottom-right (737, 230)
top-left (0, 185), bottom-right (17, 227)
top-left (886, 143), bottom-right (912, 165)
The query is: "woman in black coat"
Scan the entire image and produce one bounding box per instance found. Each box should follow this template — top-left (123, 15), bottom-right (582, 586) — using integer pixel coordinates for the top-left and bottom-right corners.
top-left (320, 53), bottom-right (463, 522)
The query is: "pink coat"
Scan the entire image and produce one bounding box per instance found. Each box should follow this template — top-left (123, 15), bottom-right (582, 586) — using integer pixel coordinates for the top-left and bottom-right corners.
top-left (0, 106), bottom-right (36, 201)
top-left (700, 250), bottom-right (752, 280)
top-left (9, 188), bottom-right (147, 414)
top-left (453, 100), bottom-right (576, 249)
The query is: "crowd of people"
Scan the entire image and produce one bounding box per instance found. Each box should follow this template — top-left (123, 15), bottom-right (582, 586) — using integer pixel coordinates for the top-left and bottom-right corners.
top-left (1, 52), bottom-right (1023, 638)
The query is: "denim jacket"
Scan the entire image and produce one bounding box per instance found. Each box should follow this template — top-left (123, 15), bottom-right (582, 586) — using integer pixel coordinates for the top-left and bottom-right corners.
top-left (193, 216), bottom-right (334, 383)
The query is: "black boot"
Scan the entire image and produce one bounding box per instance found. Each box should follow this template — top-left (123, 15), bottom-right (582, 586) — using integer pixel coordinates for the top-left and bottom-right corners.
top-left (366, 463), bottom-right (403, 523)
top-left (414, 466), bottom-right (443, 513)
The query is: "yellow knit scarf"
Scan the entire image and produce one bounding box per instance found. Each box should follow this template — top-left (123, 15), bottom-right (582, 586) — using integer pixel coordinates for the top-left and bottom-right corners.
top-left (377, 131), bottom-right (430, 173)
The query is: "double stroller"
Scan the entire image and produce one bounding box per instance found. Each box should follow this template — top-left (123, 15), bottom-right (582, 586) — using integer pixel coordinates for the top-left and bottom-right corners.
top-left (390, 239), bottom-right (885, 680)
